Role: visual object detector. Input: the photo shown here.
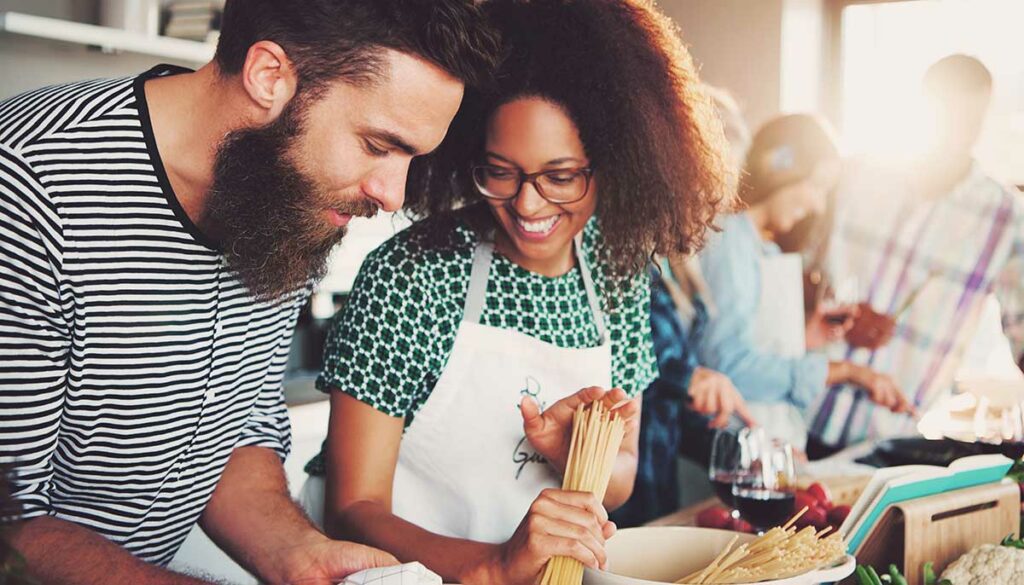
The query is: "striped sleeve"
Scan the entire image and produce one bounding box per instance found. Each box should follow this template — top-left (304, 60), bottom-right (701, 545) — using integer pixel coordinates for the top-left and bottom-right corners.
top-left (235, 384), bottom-right (292, 463)
top-left (0, 145), bottom-right (70, 520)
top-left (234, 298), bottom-right (301, 462)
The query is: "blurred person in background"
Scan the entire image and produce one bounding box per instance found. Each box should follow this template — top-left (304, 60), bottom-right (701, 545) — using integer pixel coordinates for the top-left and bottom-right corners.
top-left (612, 87), bottom-right (754, 528)
top-left (698, 114), bottom-right (912, 451)
top-left (807, 54), bottom-right (1024, 458)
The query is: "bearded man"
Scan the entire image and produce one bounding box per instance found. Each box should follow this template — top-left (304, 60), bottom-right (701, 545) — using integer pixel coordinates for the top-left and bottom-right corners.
top-left (0, 1), bottom-right (498, 584)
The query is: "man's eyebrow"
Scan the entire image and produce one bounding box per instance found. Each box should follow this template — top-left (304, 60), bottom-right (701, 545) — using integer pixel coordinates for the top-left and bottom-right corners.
top-left (362, 128), bottom-right (420, 156)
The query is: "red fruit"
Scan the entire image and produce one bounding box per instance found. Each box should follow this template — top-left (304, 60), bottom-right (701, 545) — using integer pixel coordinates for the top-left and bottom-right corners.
top-left (795, 505), bottom-right (828, 530)
top-left (807, 482), bottom-right (834, 510)
top-left (828, 504), bottom-right (852, 526)
top-left (696, 505), bottom-right (733, 529)
top-left (728, 517), bottom-right (755, 533)
top-left (793, 490), bottom-right (818, 514)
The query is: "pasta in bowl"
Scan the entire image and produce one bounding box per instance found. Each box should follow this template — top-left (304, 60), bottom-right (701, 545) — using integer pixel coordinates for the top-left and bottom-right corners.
top-left (583, 526), bottom-right (855, 585)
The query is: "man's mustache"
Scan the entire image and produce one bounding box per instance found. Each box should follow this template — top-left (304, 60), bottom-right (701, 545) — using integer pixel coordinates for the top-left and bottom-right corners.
top-left (333, 196), bottom-right (381, 220)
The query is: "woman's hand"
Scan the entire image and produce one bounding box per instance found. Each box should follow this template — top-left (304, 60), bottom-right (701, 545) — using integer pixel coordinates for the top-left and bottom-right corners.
top-left (806, 303), bottom-right (858, 350)
top-left (520, 386), bottom-right (636, 474)
top-left (687, 367), bottom-right (757, 428)
top-left (474, 489), bottom-right (615, 585)
top-left (520, 387), bottom-right (642, 510)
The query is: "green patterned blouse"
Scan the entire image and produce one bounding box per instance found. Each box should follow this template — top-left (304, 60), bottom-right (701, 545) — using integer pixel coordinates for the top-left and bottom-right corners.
top-left (305, 208), bottom-right (656, 476)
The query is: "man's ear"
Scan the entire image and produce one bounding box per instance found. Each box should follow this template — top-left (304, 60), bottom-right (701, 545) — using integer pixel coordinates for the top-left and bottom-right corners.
top-left (239, 40), bottom-right (298, 122)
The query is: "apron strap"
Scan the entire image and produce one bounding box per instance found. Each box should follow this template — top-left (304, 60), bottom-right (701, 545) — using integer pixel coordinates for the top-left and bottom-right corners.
top-left (464, 241), bottom-right (495, 324)
top-left (463, 236), bottom-right (608, 344)
top-left (574, 233), bottom-right (608, 343)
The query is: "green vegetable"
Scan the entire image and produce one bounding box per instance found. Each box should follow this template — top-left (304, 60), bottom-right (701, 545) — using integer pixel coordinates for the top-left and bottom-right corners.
top-left (922, 560), bottom-right (953, 585)
top-left (888, 564), bottom-right (908, 585)
top-left (1001, 533), bottom-right (1024, 549)
top-left (855, 565), bottom-right (885, 585)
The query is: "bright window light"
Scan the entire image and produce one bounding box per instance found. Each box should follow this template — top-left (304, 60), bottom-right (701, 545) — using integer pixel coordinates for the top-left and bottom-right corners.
top-left (840, 0), bottom-right (1024, 185)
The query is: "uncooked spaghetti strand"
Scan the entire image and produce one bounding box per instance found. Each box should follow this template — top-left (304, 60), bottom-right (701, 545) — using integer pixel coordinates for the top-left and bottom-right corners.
top-left (783, 506), bottom-right (808, 530)
top-left (677, 534), bottom-right (738, 584)
top-left (541, 401), bottom-right (626, 585)
top-left (561, 403), bottom-right (585, 490)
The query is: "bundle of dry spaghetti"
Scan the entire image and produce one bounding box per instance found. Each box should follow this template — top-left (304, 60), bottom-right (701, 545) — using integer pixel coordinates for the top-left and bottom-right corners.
top-left (676, 507), bottom-right (846, 584)
top-left (539, 400), bottom-right (626, 585)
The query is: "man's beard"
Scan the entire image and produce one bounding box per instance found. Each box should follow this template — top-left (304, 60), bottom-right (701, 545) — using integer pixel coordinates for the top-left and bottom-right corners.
top-left (204, 105), bottom-right (378, 302)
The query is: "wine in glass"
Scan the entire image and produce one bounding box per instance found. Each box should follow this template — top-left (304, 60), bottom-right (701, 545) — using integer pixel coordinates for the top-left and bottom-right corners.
top-left (708, 428), bottom-right (756, 509)
top-left (731, 431), bottom-right (796, 532)
top-left (822, 275), bottom-right (860, 326)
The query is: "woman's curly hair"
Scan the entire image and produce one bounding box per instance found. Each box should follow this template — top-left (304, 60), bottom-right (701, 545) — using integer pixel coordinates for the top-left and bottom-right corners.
top-left (405, 0), bottom-right (732, 281)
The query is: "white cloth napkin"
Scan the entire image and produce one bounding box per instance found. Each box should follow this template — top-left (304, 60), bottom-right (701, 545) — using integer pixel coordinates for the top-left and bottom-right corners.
top-left (340, 562), bottom-right (442, 585)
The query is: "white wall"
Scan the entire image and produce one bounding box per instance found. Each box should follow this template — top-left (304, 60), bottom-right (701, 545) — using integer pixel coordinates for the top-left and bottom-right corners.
top-left (0, 0), bottom-right (200, 100)
top-left (661, 0), bottom-right (827, 130)
top-left (662, 0), bottom-right (785, 130)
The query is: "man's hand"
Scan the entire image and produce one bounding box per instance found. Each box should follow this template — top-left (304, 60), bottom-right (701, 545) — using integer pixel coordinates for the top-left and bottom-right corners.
top-left (273, 536), bottom-right (397, 585)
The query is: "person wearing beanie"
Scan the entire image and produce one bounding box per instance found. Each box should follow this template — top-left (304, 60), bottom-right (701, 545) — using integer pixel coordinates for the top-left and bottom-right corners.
top-left (697, 114), bottom-right (912, 449)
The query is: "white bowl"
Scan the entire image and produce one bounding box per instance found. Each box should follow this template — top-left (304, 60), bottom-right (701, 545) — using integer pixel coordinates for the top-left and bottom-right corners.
top-left (582, 527), bottom-right (855, 585)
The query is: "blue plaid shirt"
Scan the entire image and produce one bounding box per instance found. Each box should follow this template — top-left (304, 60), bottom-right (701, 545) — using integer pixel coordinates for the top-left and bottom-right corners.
top-left (613, 264), bottom-right (714, 527)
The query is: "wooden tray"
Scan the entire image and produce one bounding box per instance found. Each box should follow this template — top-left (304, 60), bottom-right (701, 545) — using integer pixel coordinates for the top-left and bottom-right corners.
top-left (842, 481), bottom-right (1021, 584)
top-left (794, 475), bottom-right (871, 507)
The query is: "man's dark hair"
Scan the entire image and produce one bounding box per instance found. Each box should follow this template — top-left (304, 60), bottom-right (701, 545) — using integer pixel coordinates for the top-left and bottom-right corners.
top-left (215, 0), bottom-right (499, 97)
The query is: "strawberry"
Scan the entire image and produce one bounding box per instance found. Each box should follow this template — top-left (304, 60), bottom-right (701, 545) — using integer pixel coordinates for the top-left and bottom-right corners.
top-left (696, 505), bottom-right (733, 529)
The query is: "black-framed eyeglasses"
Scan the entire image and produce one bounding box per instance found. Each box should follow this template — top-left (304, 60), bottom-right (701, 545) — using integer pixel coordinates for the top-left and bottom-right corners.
top-left (471, 164), bottom-right (594, 204)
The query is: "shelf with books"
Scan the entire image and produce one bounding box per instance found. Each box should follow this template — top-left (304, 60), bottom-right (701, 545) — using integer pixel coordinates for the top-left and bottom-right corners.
top-left (0, 11), bottom-right (214, 63)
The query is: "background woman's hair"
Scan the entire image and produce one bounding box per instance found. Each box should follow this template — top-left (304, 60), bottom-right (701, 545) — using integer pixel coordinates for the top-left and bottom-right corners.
top-left (405, 0), bottom-right (732, 281)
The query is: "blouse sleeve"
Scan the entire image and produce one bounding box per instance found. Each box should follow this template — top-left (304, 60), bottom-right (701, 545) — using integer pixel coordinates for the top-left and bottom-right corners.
top-left (316, 232), bottom-right (464, 421)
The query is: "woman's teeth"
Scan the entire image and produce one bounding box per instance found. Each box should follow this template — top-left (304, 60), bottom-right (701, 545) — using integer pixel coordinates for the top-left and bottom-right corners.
top-left (517, 215), bottom-right (560, 234)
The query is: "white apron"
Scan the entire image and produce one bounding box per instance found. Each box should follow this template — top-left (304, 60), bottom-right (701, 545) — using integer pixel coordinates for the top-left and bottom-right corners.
top-left (300, 239), bottom-right (613, 544)
top-left (749, 253), bottom-right (810, 451)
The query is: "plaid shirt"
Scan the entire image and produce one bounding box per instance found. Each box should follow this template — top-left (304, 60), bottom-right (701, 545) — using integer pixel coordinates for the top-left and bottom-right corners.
top-left (809, 159), bottom-right (1024, 447)
top-left (612, 264), bottom-right (713, 528)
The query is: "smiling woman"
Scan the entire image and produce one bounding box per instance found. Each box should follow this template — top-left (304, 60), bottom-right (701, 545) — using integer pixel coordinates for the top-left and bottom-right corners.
top-left (406, 0), bottom-right (732, 284)
top-left (298, 2), bottom-right (731, 584)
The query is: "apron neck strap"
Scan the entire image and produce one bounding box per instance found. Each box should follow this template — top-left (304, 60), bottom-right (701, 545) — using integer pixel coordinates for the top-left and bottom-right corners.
top-left (463, 235), bottom-right (607, 342)
top-left (464, 241), bottom-right (495, 323)
top-left (574, 234), bottom-right (608, 342)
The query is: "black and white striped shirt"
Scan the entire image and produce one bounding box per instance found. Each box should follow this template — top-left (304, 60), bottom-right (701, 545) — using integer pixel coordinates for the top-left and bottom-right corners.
top-left (0, 65), bottom-right (305, 565)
